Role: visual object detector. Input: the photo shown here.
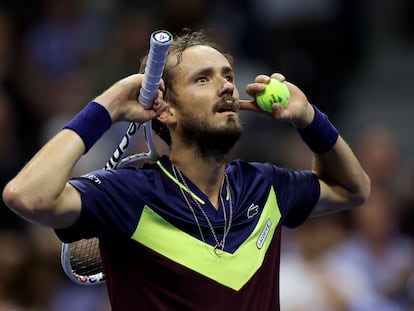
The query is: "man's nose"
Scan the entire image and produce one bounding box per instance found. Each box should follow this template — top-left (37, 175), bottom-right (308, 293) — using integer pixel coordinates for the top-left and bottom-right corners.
top-left (218, 78), bottom-right (234, 96)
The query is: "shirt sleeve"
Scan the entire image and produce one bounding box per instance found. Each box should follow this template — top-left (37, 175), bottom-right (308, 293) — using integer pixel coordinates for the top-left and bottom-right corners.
top-left (55, 168), bottom-right (148, 243)
top-left (258, 163), bottom-right (320, 228)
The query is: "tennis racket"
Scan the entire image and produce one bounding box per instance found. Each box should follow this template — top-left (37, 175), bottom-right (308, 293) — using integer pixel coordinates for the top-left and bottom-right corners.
top-left (60, 30), bottom-right (173, 285)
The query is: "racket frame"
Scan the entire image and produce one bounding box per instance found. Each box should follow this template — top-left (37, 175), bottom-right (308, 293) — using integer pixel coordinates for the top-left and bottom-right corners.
top-left (60, 30), bottom-right (172, 286)
top-left (60, 120), bottom-right (159, 285)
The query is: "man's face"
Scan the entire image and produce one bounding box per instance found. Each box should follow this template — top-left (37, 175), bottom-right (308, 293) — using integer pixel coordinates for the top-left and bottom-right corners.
top-left (168, 45), bottom-right (243, 158)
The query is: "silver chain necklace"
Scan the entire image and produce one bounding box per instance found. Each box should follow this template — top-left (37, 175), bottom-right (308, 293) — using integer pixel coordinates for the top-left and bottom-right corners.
top-left (172, 164), bottom-right (233, 256)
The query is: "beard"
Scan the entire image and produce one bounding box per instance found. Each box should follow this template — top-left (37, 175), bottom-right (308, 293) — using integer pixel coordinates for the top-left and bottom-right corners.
top-left (179, 110), bottom-right (243, 161)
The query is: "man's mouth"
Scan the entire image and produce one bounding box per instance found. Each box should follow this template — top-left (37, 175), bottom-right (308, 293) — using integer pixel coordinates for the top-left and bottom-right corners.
top-left (215, 98), bottom-right (239, 113)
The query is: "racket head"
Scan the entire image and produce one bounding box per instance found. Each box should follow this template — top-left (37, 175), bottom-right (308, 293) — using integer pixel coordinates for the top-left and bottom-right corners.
top-left (61, 238), bottom-right (105, 285)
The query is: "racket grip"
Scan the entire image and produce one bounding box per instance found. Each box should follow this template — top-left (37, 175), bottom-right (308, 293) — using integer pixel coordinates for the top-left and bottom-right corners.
top-left (139, 30), bottom-right (173, 109)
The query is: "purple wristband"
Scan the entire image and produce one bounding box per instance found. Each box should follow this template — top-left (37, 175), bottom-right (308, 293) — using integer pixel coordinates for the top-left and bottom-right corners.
top-left (297, 105), bottom-right (339, 153)
top-left (63, 101), bottom-right (112, 153)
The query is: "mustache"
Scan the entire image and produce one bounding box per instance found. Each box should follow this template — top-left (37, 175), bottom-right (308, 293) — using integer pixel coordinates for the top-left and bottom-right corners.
top-left (214, 95), bottom-right (240, 112)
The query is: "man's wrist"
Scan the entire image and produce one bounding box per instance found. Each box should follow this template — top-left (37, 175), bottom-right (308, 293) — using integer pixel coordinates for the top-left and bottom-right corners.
top-left (297, 105), bottom-right (339, 153)
top-left (63, 101), bottom-right (112, 154)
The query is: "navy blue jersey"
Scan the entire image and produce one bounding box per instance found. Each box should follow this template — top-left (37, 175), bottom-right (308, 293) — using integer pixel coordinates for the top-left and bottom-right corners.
top-left (56, 155), bottom-right (319, 310)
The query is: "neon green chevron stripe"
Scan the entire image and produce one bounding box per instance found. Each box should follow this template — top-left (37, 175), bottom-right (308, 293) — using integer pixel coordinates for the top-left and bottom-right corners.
top-left (157, 161), bottom-right (205, 204)
top-left (131, 186), bottom-right (281, 291)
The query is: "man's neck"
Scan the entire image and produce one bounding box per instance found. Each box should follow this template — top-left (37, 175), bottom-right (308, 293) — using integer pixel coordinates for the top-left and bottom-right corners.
top-left (169, 147), bottom-right (227, 209)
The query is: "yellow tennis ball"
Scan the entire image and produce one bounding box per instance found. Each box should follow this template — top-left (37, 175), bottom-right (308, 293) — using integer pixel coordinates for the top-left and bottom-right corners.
top-left (256, 79), bottom-right (290, 112)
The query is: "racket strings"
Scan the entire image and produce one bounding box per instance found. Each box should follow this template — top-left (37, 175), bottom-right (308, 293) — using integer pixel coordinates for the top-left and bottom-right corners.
top-left (70, 238), bottom-right (103, 276)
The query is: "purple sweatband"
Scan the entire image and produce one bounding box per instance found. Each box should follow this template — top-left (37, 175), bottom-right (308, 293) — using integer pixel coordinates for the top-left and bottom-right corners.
top-left (297, 105), bottom-right (339, 153)
top-left (63, 101), bottom-right (112, 153)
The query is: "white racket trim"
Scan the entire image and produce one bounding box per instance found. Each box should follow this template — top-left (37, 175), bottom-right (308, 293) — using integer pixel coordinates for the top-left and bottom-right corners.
top-left (114, 121), bottom-right (159, 169)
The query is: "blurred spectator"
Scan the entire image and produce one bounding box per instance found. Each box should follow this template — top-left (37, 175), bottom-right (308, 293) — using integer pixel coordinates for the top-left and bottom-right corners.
top-left (330, 189), bottom-right (414, 310)
top-left (0, 7), bottom-right (18, 80)
top-left (279, 215), bottom-right (401, 311)
top-left (397, 168), bottom-right (414, 239)
top-left (92, 3), bottom-right (159, 94)
top-left (19, 0), bottom-right (108, 126)
top-left (0, 230), bottom-right (30, 310)
top-left (0, 88), bottom-right (27, 232)
top-left (6, 224), bottom-right (111, 311)
top-left (23, 0), bottom-right (107, 79)
top-left (157, 0), bottom-right (207, 34)
top-left (279, 122), bottom-right (409, 310)
top-left (198, 0), bottom-right (253, 57)
top-left (355, 125), bottom-right (401, 192)
top-left (247, 0), bottom-right (365, 115)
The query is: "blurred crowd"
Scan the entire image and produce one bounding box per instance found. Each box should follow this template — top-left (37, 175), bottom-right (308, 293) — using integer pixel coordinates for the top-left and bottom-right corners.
top-left (0, 0), bottom-right (413, 310)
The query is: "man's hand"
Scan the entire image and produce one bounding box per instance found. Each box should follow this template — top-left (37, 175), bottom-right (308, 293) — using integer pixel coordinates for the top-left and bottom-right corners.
top-left (239, 73), bottom-right (315, 129)
top-left (94, 74), bottom-right (169, 124)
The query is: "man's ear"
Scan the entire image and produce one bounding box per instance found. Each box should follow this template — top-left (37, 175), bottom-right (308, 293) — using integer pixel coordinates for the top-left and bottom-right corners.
top-left (157, 104), bottom-right (176, 125)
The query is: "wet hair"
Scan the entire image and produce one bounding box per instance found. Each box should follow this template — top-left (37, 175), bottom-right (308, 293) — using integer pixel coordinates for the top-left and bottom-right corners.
top-left (138, 28), bottom-right (233, 146)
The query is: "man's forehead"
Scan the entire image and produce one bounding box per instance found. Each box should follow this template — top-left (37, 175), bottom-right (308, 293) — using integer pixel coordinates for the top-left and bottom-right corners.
top-left (169, 45), bottom-right (232, 75)
top-left (176, 45), bottom-right (230, 65)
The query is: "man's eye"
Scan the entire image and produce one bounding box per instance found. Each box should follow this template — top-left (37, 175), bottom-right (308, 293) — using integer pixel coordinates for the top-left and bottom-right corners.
top-left (225, 75), bottom-right (234, 83)
top-left (196, 77), bottom-right (208, 83)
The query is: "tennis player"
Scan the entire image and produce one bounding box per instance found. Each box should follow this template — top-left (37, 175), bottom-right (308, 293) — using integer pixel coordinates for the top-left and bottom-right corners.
top-left (3, 30), bottom-right (370, 310)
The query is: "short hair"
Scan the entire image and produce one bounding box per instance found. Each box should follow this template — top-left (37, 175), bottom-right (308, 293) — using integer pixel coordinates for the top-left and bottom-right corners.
top-left (138, 29), bottom-right (233, 146)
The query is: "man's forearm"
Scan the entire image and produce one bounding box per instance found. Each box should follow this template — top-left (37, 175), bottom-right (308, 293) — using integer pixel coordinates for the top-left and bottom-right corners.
top-left (2, 130), bottom-right (85, 224)
top-left (311, 136), bottom-right (371, 216)
top-left (313, 136), bottom-right (369, 196)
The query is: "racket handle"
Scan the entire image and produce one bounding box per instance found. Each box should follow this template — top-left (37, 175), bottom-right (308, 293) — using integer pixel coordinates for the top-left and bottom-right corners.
top-left (139, 30), bottom-right (173, 109)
